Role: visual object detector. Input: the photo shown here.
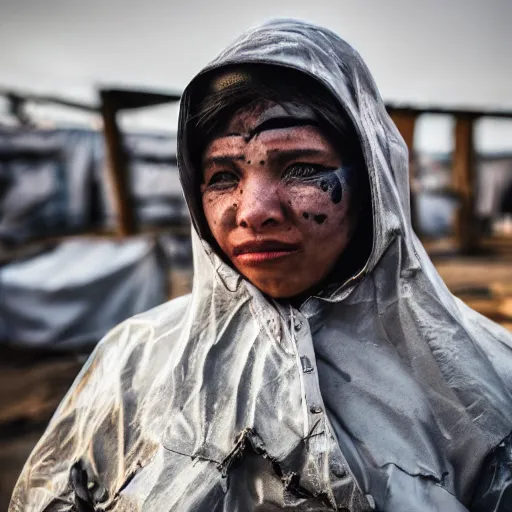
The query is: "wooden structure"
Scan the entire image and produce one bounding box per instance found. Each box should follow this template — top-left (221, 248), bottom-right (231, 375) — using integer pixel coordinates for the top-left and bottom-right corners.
top-left (100, 89), bottom-right (181, 236)
top-left (0, 87), bottom-right (185, 264)
top-left (387, 105), bottom-right (512, 254)
top-left (388, 105), bottom-right (512, 335)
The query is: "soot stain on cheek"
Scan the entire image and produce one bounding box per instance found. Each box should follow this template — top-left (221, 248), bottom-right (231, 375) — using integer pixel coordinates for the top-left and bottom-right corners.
top-left (321, 174), bottom-right (342, 204)
top-left (307, 169), bottom-right (346, 205)
top-left (259, 160), bottom-right (265, 166)
top-left (302, 212), bottom-right (310, 219)
top-left (313, 214), bottom-right (327, 224)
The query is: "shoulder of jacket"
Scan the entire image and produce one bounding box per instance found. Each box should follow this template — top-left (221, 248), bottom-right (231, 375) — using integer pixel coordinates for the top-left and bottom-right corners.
top-left (90, 293), bottom-right (193, 363)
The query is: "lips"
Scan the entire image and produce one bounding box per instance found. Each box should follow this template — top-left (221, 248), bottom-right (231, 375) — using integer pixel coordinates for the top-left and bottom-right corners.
top-left (232, 239), bottom-right (301, 263)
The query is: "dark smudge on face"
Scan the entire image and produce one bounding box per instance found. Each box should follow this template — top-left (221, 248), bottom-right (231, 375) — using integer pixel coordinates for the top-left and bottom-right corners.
top-left (320, 171), bottom-right (343, 204)
top-left (303, 212), bottom-right (310, 219)
top-left (313, 214), bottom-right (327, 224)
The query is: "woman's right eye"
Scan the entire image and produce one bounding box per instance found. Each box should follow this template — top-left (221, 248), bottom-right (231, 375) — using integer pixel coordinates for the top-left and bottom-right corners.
top-left (206, 171), bottom-right (239, 188)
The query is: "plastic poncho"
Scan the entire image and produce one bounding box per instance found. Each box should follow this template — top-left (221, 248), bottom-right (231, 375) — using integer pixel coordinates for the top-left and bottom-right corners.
top-left (10, 19), bottom-right (512, 512)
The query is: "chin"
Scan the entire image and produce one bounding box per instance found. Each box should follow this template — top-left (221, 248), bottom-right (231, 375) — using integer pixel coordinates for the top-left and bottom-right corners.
top-left (248, 276), bottom-right (310, 299)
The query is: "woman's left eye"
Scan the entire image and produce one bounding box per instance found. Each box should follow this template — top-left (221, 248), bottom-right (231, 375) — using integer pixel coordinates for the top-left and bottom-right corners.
top-left (206, 171), bottom-right (239, 189)
top-left (283, 163), bottom-right (326, 180)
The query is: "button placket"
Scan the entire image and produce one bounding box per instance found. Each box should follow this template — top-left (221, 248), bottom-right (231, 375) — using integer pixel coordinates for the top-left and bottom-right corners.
top-left (292, 310), bottom-right (328, 432)
top-left (290, 305), bottom-right (361, 505)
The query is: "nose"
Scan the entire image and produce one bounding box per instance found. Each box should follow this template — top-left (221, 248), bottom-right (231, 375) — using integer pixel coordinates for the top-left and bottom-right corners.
top-left (237, 179), bottom-right (286, 231)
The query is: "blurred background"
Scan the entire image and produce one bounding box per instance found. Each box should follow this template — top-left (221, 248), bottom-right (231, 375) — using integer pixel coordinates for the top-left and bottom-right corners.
top-left (1, 0), bottom-right (511, 507)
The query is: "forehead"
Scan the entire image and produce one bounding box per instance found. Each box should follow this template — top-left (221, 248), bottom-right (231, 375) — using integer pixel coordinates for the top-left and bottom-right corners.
top-left (223, 102), bottom-right (318, 135)
top-left (204, 126), bottom-right (336, 159)
top-left (204, 101), bottom-right (336, 158)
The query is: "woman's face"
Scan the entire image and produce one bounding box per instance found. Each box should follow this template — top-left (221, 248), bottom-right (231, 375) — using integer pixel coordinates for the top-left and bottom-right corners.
top-left (201, 101), bottom-right (359, 298)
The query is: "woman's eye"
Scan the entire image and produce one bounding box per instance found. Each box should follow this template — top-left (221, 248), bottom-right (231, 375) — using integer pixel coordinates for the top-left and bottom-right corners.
top-left (283, 163), bottom-right (326, 180)
top-left (206, 171), bottom-right (239, 188)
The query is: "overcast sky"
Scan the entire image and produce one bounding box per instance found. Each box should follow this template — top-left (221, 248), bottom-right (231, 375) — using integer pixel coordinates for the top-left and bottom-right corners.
top-left (1, 0), bottom-right (511, 151)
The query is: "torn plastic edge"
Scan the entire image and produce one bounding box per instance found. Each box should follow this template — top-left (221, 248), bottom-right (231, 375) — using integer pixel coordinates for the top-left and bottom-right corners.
top-left (216, 427), bottom-right (338, 509)
top-left (382, 461), bottom-right (449, 487)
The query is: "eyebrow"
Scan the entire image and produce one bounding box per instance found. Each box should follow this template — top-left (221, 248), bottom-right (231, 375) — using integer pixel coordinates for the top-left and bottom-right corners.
top-left (249, 116), bottom-right (318, 137)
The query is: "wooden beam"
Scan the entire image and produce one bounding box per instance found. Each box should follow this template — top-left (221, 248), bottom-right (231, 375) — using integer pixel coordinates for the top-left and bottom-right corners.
top-left (100, 91), bottom-right (136, 236)
top-left (99, 89), bottom-right (180, 109)
top-left (391, 110), bottom-right (417, 149)
top-left (99, 89), bottom-right (182, 237)
top-left (386, 105), bottom-right (512, 120)
top-left (452, 115), bottom-right (477, 253)
top-left (389, 110), bottom-right (420, 233)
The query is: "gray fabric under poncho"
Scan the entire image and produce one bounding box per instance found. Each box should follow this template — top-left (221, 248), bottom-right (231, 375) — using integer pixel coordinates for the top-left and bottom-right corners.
top-left (10, 19), bottom-right (512, 512)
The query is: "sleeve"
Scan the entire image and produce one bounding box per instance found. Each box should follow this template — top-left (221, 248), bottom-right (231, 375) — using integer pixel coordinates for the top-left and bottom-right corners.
top-left (9, 324), bottom-right (128, 512)
top-left (470, 431), bottom-right (512, 511)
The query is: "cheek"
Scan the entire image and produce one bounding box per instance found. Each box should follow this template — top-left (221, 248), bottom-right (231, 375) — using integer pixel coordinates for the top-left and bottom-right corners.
top-left (202, 192), bottom-right (237, 238)
top-left (287, 185), bottom-right (352, 231)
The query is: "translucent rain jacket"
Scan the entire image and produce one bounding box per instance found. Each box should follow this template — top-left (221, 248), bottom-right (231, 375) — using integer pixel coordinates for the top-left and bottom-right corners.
top-left (10, 19), bottom-right (512, 512)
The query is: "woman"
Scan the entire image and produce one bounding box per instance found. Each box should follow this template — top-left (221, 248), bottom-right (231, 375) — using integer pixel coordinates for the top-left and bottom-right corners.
top-left (11, 19), bottom-right (512, 512)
